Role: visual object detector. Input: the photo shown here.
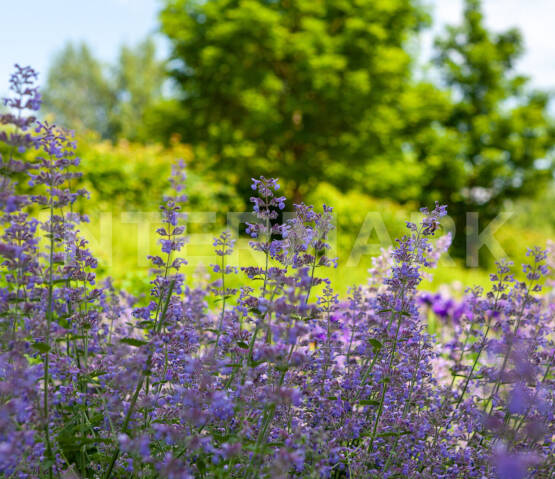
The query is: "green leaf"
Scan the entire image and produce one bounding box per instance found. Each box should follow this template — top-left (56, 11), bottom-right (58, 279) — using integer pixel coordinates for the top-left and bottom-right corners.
top-left (368, 338), bottom-right (382, 350)
top-left (360, 399), bottom-right (380, 406)
top-left (120, 337), bottom-right (148, 347)
top-left (152, 379), bottom-right (169, 386)
top-left (236, 341), bottom-right (249, 349)
top-left (137, 320), bottom-right (155, 329)
top-left (197, 456), bottom-right (206, 474)
top-left (59, 334), bottom-right (85, 341)
top-left (58, 318), bottom-right (71, 329)
top-left (266, 441), bottom-right (285, 447)
top-left (248, 359), bottom-right (267, 367)
top-left (377, 430), bottom-right (411, 438)
top-left (32, 342), bottom-right (51, 353)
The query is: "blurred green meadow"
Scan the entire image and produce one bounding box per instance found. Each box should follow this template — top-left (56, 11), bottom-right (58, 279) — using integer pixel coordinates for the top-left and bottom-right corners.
top-left (64, 134), bottom-right (552, 298)
top-left (2, 0), bottom-right (554, 298)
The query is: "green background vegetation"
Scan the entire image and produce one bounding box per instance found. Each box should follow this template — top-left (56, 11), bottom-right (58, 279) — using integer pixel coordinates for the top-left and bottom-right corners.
top-left (8, 0), bottom-right (554, 295)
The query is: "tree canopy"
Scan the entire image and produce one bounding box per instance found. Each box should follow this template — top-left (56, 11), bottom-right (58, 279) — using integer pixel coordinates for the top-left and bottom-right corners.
top-left (43, 38), bottom-right (166, 141)
top-left (41, 0), bottom-right (554, 260)
top-left (431, 0), bottom-right (554, 253)
top-left (160, 0), bottom-right (433, 198)
top-left (43, 42), bottom-right (116, 138)
top-left (159, 0), bottom-right (553, 222)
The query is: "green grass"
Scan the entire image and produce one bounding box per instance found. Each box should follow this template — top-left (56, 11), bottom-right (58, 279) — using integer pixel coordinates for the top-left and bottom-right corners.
top-left (66, 136), bottom-right (552, 300)
top-left (80, 212), bottom-right (495, 301)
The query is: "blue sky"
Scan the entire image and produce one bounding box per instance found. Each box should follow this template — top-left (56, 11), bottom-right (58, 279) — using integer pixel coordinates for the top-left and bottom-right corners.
top-left (1, 0), bottom-right (554, 94)
top-left (1, 0), bottom-right (166, 90)
top-left (424, 0), bottom-right (555, 90)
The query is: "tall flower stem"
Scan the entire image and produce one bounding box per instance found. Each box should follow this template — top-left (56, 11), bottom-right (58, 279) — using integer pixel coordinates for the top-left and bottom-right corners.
top-left (103, 281), bottom-right (175, 479)
top-left (43, 202), bottom-right (54, 479)
top-left (367, 310), bottom-right (403, 453)
top-left (245, 251), bottom-right (319, 479)
top-left (213, 251), bottom-right (227, 355)
top-left (381, 344), bottom-right (422, 474)
top-left (484, 271), bottom-right (536, 416)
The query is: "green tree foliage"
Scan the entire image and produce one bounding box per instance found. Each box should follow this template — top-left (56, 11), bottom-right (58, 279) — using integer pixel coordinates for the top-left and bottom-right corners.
top-left (43, 42), bottom-right (116, 138)
top-left (159, 0), bottom-right (431, 198)
top-left (41, 0), bottom-right (554, 263)
top-left (159, 0), bottom-right (553, 260)
top-left (113, 38), bottom-right (167, 141)
top-left (43, 38), bottom-right (166, 141)
top-left (431, 0), bottom-right (554, 254)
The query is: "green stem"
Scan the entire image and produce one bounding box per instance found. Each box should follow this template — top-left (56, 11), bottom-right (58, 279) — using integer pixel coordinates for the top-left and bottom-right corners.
top-left (213, 253), bottom-right (226, 355)
top-left (484, 274), bottom-right (535, 417)
top-left (367, 312), bottom-right (402, 453)
top-left (381, 345), bottom-right (422, 474)
top-left (245, 250), bottom-right (318, 479)
top-left (103, 280), bottom-right (175, 479)
top-left (43, 188), bottom-right (55, 479)
top-left (245, 343), bottom-right (295, 479)
top-left (512, 357), bottom-right (552, 437)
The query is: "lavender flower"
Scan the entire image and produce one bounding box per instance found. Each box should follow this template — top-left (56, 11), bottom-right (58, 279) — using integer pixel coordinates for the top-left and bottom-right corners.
top-left (0, 65), bottom-right (553, 479)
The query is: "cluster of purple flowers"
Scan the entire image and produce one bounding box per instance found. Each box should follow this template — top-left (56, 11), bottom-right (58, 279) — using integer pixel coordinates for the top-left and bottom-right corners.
top-left (0, 66), bottom-right (553, 479)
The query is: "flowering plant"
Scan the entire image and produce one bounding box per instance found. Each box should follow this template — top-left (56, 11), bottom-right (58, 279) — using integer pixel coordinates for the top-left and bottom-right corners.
top-left (0, 66), bottom-right (553, 479)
